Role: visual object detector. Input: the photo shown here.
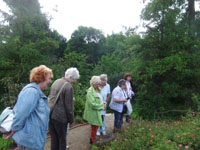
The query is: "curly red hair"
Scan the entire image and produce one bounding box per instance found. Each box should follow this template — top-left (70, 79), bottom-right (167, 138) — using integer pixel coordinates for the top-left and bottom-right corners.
top-left (30, 65), bottom-right (53, 84)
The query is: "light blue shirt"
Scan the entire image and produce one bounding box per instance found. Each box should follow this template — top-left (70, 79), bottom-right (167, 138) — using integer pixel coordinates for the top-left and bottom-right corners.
top-left (109, 86), bottom-right (126, 113)
top-left (12, 82), bottom-right (50, 149)
top-left (100, 83), bottom-right (111, 102)
top-left (99, 83), bottom-right (110, 115)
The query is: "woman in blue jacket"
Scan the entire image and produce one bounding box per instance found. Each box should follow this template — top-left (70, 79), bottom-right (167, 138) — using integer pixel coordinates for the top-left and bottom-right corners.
top-left (4, 65), bottom-right (53, 150)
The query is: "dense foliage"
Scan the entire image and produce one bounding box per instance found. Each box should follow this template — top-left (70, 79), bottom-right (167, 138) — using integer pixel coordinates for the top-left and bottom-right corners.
top-left (0, 0), bottom-right (200, 121)
top-left (130, 0), bottom-right (200, 118)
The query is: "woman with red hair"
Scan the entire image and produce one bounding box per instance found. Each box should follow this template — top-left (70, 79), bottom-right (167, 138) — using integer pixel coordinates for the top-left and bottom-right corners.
top-left (4, 65), bottom-right (53, 150)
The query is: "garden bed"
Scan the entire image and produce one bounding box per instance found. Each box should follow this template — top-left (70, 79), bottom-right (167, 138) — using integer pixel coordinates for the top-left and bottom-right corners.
top-left (100, 113), bottom-right (200, 150)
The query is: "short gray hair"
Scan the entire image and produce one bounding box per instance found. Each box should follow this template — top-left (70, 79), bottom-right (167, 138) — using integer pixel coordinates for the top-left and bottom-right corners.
top-left (65, 67), bottom-right (80, 80)
top-left (100, 74), bottom-right (108, 81)
top-left (118, 79), bottom-right (126, 87)
top-left (90, 76), bottom-right (101, 86)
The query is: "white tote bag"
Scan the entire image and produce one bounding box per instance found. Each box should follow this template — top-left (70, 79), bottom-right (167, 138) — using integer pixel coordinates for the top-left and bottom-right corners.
top-left (125, 100), bottom-right (133, 116)
top-left (0, 107), bottom-right (14, 133)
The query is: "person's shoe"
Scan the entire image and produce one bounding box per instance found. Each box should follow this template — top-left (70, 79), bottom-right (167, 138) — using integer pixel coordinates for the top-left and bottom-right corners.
top-left (90, 138), bottom-right (93, 144)
top-left (96, 132), bottom-right (100, 136)
top-left (66, 145), bottom-right (69, 149)
top-left (126, 115), bottom-right (130, 123)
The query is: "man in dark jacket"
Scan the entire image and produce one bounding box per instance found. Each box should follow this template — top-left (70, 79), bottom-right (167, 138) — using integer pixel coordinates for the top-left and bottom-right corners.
top-left (48, 67), bottom-right (80, 150)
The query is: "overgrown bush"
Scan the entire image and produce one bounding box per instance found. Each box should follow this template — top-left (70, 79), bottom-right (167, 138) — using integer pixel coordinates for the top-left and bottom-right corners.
top-left (73, 83), bottom-right (88, 118)
top-left (0, 78), bottom-right (25, 112)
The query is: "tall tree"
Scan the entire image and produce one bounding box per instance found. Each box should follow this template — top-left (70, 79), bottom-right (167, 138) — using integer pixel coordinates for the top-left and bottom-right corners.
top-left (188, 0), bottom-right (195, 21)
top-left (66, 26), bottom-right (106, 64)
top-left (0, 0), bottom-right (63, 83)
top-left (130, 0), bottom-right (200, 118)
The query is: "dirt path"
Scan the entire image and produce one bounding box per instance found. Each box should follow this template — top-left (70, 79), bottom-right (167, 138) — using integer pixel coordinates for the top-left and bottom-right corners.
top-left (44, 113), bottom-right (115, 150)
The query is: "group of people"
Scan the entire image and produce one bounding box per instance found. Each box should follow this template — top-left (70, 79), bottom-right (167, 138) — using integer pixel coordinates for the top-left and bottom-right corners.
top-left (3, 65), bottom-right (135, 150)
top-left (84, 73), bottom-right (135, 145)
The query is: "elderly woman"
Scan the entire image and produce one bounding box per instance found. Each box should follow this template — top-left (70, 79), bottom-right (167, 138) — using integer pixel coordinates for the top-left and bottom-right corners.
top-left (109, 79), bottom-right (128, 132)
top-left (83, 76), bottom-right (106, 144)
top-left (48, 67), bottom-right (79, 150)
top-left (124, 73), bottom-right (135, 122)
top-left (4, 65), bottom-right (53, 150)
top-left (97, 74), bottom-right (111, 136)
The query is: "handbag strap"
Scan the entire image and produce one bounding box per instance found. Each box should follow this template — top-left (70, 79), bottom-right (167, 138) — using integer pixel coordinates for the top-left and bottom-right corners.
top-left (12, 85), bottom-right (37, 108)
top-left (51, 82), bottom-right (68, 113)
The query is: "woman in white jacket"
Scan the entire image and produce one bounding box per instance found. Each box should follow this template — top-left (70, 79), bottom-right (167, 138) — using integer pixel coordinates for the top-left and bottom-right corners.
top-left (124, 73), bottom-right (135, 122)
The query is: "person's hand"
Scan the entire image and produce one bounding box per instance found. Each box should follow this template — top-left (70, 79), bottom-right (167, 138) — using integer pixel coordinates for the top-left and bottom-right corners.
top-left (3, 130), bottom-right (15, 139)
top-left (104, 103), bottom-right (107, 109)
top-left (123, 99), bottom-right (128, 102)
top-left (73, 97), bottom-right (75, 102)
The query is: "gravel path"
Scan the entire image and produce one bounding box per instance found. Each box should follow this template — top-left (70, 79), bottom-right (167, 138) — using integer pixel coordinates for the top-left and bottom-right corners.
top-left (44, 113), bottom-right (115, 150)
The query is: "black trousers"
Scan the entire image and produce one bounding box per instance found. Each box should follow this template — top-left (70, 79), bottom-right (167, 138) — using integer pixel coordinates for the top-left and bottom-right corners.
top-left (49, 119), bottom-right (67, 150)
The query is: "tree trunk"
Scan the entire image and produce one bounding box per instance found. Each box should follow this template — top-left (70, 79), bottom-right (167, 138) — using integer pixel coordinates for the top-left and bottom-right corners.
top-left (188, 0), bottom-right (195, 21)
top-left (188, 0), bottom-right (195, 39)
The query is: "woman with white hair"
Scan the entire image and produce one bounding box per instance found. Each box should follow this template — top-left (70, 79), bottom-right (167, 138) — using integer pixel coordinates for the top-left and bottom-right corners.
top-left (83, 76), bottom-right (106, 145)
top-left (97, 74), bottom-right (111, 136)
top-left (48, 67), bottom-right (80, 150)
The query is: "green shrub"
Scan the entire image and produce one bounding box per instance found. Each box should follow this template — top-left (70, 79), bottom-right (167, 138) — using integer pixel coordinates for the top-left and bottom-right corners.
top-left (73, 83), bottom-right (88, 118)
top-left (0, 137), bottom-right (13, 150)
top-left (74, 96), bottom-right (86, 118)
top-left (0, 78), bottom-right (25, 112)
top-left (74, 115), bottom-right (84, 124)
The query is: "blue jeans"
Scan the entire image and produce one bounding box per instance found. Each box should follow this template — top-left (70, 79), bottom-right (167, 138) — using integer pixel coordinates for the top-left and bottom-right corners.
top-left (66, 123), bottom-right (70, 138)
top-left (97, 115), bottom-right (106, 135)
top-left (114, 110), bottom-right (123, 129)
